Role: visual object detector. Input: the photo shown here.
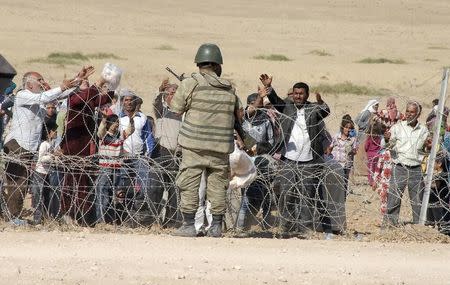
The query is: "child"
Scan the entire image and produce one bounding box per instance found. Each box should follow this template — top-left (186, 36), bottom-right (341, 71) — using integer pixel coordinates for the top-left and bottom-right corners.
top-left (428, 155), bottom-right (450, 231)
top-left (32, 121), bottom-right (58, 224)
top-left (329, 114), bottom-right (358, 193)
top-left (95, 113), bottom-right (134, 223)
top-left (235, 142), bottom-right (277, 236)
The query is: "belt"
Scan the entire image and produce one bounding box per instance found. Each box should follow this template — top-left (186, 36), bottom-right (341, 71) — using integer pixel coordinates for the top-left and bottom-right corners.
top-left (395, 163), bottom-right (420, 169)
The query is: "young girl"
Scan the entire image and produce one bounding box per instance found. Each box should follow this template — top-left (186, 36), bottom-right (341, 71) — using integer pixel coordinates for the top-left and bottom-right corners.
top-left (329, 115), bottom-right (358, 193)
top-left (95, 113), bottom-right (134, 223)
top-left (32, 121), bottom-right (58, 224)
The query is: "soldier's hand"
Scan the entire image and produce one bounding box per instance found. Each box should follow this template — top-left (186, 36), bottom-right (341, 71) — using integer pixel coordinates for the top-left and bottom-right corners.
top-left (259, 74), bottom-right (272, 87)
top-left (159, 77), bottom-right (170, 92)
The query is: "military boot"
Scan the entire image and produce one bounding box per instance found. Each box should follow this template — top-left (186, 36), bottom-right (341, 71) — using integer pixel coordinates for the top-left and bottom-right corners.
top-left (207, 215), bottom-right (223, 238)
top-left (172, 213), bottom-right (197, 237)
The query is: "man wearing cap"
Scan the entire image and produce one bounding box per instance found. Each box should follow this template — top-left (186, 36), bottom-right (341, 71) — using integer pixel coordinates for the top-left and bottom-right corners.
top-left (170, 43), bottom-right (242, 237)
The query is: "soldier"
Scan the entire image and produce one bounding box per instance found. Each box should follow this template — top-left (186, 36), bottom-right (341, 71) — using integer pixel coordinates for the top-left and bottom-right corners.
top-left (170, 43), bottom-right (242, 237)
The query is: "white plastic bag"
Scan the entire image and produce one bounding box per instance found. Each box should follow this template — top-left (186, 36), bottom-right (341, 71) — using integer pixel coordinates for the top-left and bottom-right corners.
top-left (101, 63), bottom-right (122, 91)
top-left (229, 146), bottom-right (257, 190)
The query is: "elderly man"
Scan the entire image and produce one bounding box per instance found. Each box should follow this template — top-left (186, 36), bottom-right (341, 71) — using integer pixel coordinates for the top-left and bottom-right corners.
top-left (152, 79), bottom-right (182, 225)
top-left (259, 74), bottom-right (330, 237)
top-left (3, 69), bottom-right (83, 218)
top-left (384, 101), bottom-right (430, 226)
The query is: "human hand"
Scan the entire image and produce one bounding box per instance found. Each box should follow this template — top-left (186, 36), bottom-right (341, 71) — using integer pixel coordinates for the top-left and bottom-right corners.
top-left (159, 77), bottom-right (170, 92)
top-left (60, 77), bottom-right (80, 91)
top-left (259, 74), bottom-right (272, 87)
top-left (315, 93), bottom-right (324, 104)
top-left (77, 66), bottom-right (95, 81)
top-left (258, 85), bottom-right (269, 98)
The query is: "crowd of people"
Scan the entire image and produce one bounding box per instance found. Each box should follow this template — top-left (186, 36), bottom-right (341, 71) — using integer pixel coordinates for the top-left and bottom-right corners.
top-left (0, 46), bottom-right (449, 239)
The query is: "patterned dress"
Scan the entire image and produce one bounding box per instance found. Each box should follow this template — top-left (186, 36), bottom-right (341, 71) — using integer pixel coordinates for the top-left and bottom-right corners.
top-left (372, 107), bottom-right (403, 217)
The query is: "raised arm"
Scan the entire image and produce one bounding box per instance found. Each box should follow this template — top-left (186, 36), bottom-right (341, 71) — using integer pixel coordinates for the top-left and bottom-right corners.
top-left (259, 74), bottom-right (286, 113)
top-left (314, 93), bottom-right (330, 120)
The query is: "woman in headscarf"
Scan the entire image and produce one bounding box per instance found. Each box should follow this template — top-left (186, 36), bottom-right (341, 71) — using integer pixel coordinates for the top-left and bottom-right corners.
top-left (355, 99), bottom-right (381, 186)
top-left (372, 97), bottom-right (403, 218)
top-left (355, 99), bottom-right (379, 138)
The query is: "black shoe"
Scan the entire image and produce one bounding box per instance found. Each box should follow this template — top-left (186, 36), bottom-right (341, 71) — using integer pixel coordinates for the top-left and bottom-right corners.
top-left (207, 215), bottom-right (223, 238)
top-left (172, 213), bottom-right (196, 237)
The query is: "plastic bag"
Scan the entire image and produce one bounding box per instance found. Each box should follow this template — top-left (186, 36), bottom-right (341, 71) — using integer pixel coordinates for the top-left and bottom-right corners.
top-left (101, 63), bottom-right (122, 91)
top-left (229, 145), bottom-right (257, 189)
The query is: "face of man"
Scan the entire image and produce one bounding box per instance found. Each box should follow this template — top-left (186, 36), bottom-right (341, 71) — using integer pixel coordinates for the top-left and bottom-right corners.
top-left (250, 95), bottom-right (263, 109)
top-left (26, 72), bottom-right (47, 93)
top-left (405, 103), bottom-right (420, 124)
top-left (123, 96), bottom-right (136, 113)
top-left (292, 87), bottom-right (309, 106)
top-left (46, 103), bottom-right (56, 117)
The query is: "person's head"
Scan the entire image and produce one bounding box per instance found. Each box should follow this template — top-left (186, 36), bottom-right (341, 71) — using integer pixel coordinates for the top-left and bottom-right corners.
top-left (291, 82), bottom-right (309, 106)
top-left (386, 97), bottom-right (396, 109)
top-left (340, 114), bottom-right (355, 136)
top-left (435, 154), bottom-right (445, 171)
top-left (432, 98), bottom-right (439, 107)
top-left (120, 89), bottom-right (138, 113)
top-left (135, 97), bottom-right (143, 112)
top-left (22, 72), bottom-right (50, 93)
top-left (45, 102), bottom-right (57, 117)
top-left (111, 94), bottom-right (119, 105)
top-left (405, 101), bottom-right (422, 124)
top-left (195, 43), bottom-right (223, 76)
top-left (164, 83), bottom-right (178, 105)
top-left (0, 55), bottom-right (17, 94)
top-left (247, 93), bottom-right (263, 109)
top-left (105, 114), bottom-right (120, 134)
top-left (41, 121), bottom-right (58, 141)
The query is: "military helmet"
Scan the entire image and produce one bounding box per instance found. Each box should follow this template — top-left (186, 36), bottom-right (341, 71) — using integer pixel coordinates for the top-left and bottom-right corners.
top-left (194, 43), bottom-right (223, 65)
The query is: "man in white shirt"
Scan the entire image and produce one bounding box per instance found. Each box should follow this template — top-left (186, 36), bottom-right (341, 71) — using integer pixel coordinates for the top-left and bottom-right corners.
top-left (384, 101), bottom-right (431, 226)
top-left (117, 90), bottom-right (155, 224)
top-left (2, 69), bottom-right (84, 219)
top-left (259, 74), bottom-right (330, 237)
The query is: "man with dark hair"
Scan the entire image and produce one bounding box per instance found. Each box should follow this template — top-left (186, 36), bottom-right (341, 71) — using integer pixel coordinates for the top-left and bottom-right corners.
top-left (259, 74), bottom-right (330, 237)
top-left (243, 93), bottom-right (274, 147)
top-left (170, 43), bottom-right (242, 237)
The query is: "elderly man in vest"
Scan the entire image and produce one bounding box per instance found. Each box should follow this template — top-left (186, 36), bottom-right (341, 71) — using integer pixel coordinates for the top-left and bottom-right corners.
top-left (170, 43), bottom-right (242, 237)
top-left (259, 74), bottom-right (331, 238)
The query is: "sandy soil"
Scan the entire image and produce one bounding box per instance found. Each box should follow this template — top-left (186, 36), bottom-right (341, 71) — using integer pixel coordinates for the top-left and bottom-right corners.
top-left (0, 230), bottom-right (449, 285)
top-left (1, 1), bottom-right (450, 284)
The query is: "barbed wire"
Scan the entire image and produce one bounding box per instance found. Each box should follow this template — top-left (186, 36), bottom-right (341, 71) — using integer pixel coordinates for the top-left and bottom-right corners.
top-left (1, 87), bottom-right (449, 243)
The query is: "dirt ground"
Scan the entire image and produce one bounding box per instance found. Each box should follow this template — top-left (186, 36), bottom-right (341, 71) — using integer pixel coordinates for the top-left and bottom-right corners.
top-left (0, 230), bottom-right (448, 285)
top-left (1, 0), bottom-right (450, 284)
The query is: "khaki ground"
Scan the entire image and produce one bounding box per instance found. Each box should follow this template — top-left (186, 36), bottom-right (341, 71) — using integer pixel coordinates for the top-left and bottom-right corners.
top-left (1, 1), bottom-right (450, 284)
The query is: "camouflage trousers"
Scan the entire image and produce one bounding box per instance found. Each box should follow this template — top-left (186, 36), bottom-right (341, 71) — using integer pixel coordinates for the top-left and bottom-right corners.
top-left (176, 148), bottom-right (229, 215)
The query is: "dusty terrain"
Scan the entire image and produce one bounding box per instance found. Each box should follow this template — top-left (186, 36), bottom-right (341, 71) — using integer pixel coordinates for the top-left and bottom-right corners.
top-left (1, 230), bottom-right (449, 285)
top-left (1, 0), bottom-right (450, 284)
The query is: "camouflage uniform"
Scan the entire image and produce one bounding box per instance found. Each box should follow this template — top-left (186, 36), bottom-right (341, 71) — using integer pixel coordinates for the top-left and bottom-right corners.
top-left (171, 70), bottom-right (241, 215)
